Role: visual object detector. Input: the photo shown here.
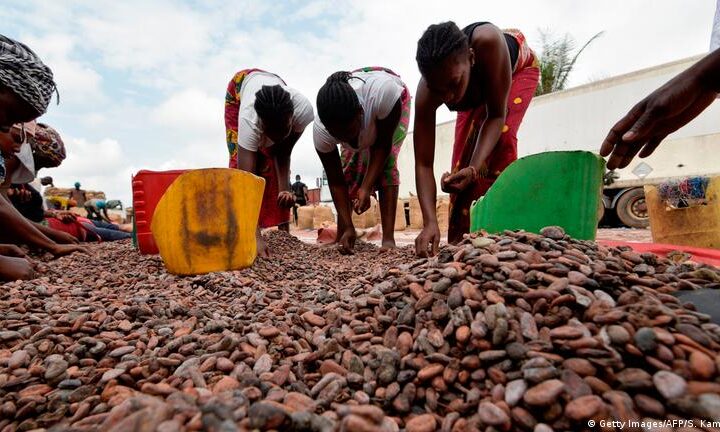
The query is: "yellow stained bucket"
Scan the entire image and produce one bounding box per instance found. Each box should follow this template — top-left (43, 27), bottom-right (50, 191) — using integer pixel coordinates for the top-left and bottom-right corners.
top-left (645, 177), bottom-right (720, 249)
top-left (151, 168), bottom-right (265, 275)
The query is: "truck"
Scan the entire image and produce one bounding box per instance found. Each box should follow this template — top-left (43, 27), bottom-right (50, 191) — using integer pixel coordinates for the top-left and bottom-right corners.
top-left (396, 55), bottom-right (720, 228)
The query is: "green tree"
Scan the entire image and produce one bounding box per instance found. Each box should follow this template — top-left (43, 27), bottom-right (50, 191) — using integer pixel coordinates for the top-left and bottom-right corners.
top-left (535, 30), bottom-right (604, 96)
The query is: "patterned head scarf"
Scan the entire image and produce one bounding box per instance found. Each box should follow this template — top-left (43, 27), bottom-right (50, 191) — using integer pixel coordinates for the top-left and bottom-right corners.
top-left (29, 122), bottom-right (65, 167)
top-left (0, 35), bottom-right (57, 115)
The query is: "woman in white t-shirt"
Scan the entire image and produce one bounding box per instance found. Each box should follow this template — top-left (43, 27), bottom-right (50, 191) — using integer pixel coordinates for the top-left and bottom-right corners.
top-left (314, 67), bottom-right (411, 254)
top-left (224, 69), bottom-right (314, 256)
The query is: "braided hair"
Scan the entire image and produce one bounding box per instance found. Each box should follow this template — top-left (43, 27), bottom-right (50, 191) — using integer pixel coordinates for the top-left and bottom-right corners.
top-left (254, 84), bottom-right (294, 125)
top-left (316, 71), bottom-right (361, 127)
top-left (416, 21), bottom-right (469, 76)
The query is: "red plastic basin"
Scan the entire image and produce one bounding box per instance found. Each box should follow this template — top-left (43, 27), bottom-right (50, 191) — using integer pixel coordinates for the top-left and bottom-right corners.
top-left (132, 169), bottom-right (189, 255)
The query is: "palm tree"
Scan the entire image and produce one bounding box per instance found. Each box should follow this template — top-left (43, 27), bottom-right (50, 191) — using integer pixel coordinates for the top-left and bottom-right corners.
top-left (535, 30), bottom-right (604, 96)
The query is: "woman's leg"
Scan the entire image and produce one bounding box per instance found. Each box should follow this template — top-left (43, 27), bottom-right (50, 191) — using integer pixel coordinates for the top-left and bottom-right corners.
top-left (376, 89), bottom-right (410, 249)
top-left (448, 107), bottom-right (485, 244)
top-left (91, 220), bottom-right (119, 230)
top-left (378, 185), bottom-right (399, 249)
top-left (82, 223), bottom-right (131, 241)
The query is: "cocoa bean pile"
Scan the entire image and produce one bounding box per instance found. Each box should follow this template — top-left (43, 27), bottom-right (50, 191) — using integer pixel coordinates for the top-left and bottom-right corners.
top-left (2, 228), bottom-right (720, 432)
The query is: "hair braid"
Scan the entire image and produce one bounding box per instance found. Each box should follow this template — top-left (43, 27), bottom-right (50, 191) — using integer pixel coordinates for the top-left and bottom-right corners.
top-left (254, 84), bottom-right (294, 125)
top-left (316, 71), bottom-right (362, 127)
top-left (416, 21), bottom-right (469, 76)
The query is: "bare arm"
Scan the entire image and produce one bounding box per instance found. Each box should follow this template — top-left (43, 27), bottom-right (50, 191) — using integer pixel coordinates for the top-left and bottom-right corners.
top-left (413, 79), bottom-right (444, 257)
top-left (274, 131), bottom-right (302, 194)
top-left (236, 147), bottom-right (258, 174)
top-left (601, 50), bottom-right (720, 169)
top-left (468, 25), bottom-right (512, 172)
top-left (33, 222), bottom-right (79, 244)
top-left (274, 132), bottom-right (303, 211)
top-left (0, 194), bottom-right (58, 251)
top-left (318, 149), bottom-right (353, 231)
top-left (414, 80), bottom-right (442, 227)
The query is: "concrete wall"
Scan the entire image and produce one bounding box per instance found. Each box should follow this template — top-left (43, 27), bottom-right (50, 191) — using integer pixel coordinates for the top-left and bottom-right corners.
top-left (397, 121), bottom-right (455, 199)
top-left (397, 55), bottom-right (720, 198)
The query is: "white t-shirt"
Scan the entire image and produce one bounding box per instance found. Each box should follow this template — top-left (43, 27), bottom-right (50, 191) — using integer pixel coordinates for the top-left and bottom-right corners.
top-left (314, 70), bottom-right (404, 154)
top-left (237, 72), bottom-right (314, 152)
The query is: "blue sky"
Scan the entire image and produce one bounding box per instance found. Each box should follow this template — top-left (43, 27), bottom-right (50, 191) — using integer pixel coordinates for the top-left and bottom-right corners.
top-left (0, 0), bottom-right (715, 205)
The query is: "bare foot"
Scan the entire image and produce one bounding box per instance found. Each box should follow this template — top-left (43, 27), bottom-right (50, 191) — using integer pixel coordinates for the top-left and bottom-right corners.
top-left (380, 239), bottom-right (396, 251)
top-left (0, 255), bottom-right (36, 281)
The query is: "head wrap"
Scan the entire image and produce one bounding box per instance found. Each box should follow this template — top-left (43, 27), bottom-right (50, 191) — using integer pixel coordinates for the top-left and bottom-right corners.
top-left (74, 182), bottom-right (80, 188)
top-left (29, 122), bottom-right (65, 167)
top-left (0, 35), bottom-right (57, 115)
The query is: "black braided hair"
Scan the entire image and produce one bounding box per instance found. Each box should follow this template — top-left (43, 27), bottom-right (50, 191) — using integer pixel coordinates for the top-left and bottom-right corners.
top-left (254, 85), bottom-right (294, 124)
top-left (416, 21), bottom-right (469, 76)
top-left (316, 71), bottom-right (361, 127)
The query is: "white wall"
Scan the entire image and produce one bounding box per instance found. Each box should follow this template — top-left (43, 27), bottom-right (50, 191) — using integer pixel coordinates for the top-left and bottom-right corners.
top-left (398, 55), bottom-right (720, 198)
top-left (397, 121), bottom-right (455, 198)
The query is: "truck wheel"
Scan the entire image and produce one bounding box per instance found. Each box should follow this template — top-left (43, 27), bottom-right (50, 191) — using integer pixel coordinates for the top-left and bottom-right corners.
top-left (616, 188), bottom-right (649, 228)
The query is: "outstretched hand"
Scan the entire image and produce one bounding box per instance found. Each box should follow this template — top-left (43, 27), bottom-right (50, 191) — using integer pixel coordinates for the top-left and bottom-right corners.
top-left (600, 66), bottom-right (717, 169)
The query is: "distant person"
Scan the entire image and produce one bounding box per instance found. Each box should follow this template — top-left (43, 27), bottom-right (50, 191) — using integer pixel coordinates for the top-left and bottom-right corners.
top-left (412, 21), bottom-right (540, 256)
top-left (224, 68), bottom-right (314, 256)
top-left (600, 50), bottom-right (720, 169)
top-left (46, 211), bottom-right (132, 242)
top-left (84, 198), bottom-right (111, 222)
top-left (314, 67), bottom-right (411, 253)
top-left (35, 176), bottom-right (54, 209)
top-left (106, 199), bottom-right (123, 210)
top-left (291, 174), bottom-right (309, 224)
top-left (69, 182), bottom-right (87, 207)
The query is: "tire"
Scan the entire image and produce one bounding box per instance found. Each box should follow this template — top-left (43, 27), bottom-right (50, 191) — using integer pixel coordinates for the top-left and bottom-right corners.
top-left (616, 188), bottom-right (649, 228)
top-left (596, 199), bottom-right (605, 224)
